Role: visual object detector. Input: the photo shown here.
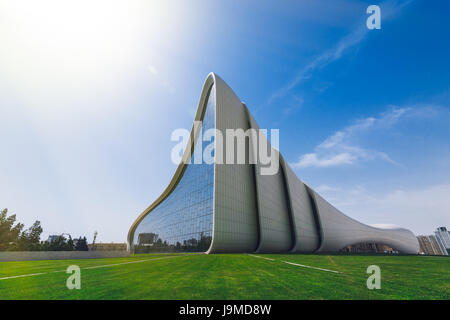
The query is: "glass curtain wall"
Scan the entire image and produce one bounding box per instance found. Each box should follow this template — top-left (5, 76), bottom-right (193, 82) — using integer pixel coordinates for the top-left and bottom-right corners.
top-left (133, 85), bottom-right (216, 253)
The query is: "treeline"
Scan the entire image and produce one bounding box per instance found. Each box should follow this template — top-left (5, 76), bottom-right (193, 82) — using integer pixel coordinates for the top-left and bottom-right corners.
top-left (135, 232), bottom-right (212, 253)
top-left (0, 208), bottom-right (89, 252)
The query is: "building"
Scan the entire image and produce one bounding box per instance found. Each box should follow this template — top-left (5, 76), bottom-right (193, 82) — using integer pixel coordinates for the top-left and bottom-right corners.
top-left (434, 227), bottom-right (450, 255)
top-left (342, 243), bottom-right (396, 254)
top-left (429, 235), bottom-right (447, 255)
top-left (417, 236), bottom-right (434, 255)
top-left (127, 73), bottom-right (419, 254)
top-left (417, 235), bottom-right (446, 255)
top-left (46, 235), bottom-right (60, 243)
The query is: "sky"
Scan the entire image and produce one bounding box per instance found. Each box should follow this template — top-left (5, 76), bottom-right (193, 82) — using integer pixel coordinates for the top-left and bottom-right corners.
top-left (0, 0), bottom-right (449, 243)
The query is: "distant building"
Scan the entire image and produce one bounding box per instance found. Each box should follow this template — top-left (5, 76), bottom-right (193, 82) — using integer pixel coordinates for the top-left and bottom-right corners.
top-left (418, 236), bottom-right (434, 255)
top-left (434, 227), bottom-right (450, 255)
top-left (46, 235), bottom-right (59, 243)
top-left (138, 233), bottom-right (159, 246)
top-left (417, 235), bottom-right (446, 255)
top-left (341, 243), bottom-right (396, 254)
top-left (417, 236), bottom-right (433, 255)
top-left (429, 235), bottom-right (447, 255)
top-left (88, 242), bottom-right (127, 251)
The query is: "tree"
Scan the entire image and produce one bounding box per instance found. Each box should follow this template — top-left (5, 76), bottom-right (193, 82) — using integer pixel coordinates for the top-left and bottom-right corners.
top-left (0, 208), bottom-right (24, 251)
top-left (18, 220), bottom-right (43, 251)
top-left (92, 231), bottom-right (98, 251)
top-left (46, 235), bottom-right (73, 251)
top-left (75, 237), bottom-right (89, 251)
top-left (66, 235), bottom-right (74, 251)
top-left (198, 233), bottom-right (212, 252)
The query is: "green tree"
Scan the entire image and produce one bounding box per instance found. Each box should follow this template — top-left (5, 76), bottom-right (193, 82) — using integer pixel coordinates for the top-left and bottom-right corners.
top-left (0, 208), bottom-right (24, 251)
top-left (75, 236), bottom-right (89, 251)
top-left (92, 231), bottom-right (98, 251)
top-left (47, 235), bottom-right (73, 251)
top-left (67, 235), bottom-right (74, 251)
top-left (18, 220), bottom-right (43, 251)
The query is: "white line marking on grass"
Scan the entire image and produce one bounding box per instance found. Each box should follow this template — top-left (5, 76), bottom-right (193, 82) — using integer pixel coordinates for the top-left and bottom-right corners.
top-left (248, 254), bottom-right (341, 274)
top-left (83, 255), bottom-right (183, 270)
top-left (282, 261), bottom-right (340, 274)
top-left (0, 255), bottom-right (188, 281)
top-left (248, 254), bottom-right (275, 261)
top-left (0, 272), bottom-right (47, 280)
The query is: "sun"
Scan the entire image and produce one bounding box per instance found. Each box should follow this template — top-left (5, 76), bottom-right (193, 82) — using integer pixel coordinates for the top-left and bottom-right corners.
top-left (0, 0), bottom-right (179, 100)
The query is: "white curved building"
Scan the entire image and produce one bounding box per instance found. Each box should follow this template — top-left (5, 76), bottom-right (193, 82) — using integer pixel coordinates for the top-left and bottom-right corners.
top-left (127, 73), bottom-right (419, 255)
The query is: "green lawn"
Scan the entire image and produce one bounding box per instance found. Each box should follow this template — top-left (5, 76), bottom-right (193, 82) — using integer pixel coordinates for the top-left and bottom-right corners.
top-left (0, 253), bottom-right (448, 300)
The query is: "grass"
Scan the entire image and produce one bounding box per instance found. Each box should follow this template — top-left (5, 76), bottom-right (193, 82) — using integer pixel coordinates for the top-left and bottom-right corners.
top-left (0, 253), bottom-right (448, 300)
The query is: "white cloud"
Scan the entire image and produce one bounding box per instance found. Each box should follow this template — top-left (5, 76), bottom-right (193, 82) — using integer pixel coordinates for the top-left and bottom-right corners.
top-left (320, 107), bottom-right (408, 149)
top-left (293, 107), bottom-right (407, 168)
top-left (269, 26), bottom-right (366, 104)
top-left (295, 152), bottom-right (356, 168)
top-left (315, 184), bottom-right (342, 193)
top-left (369, 224), bottom-right (401, 229)
top-left (269, 0), bottom-right (414, 103)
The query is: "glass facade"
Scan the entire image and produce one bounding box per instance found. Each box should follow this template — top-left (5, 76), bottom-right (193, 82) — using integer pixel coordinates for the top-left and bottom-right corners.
top-left (133, 85), bottom-right (215, 253)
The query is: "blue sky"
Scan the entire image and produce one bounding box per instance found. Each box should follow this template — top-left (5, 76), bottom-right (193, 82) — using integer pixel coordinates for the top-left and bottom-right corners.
top-left (1, 0), bottom-right (449, 242)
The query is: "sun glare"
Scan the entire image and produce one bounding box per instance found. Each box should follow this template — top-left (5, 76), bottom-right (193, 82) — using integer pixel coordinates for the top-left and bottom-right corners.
top-left (0, 0), bottom-right (178, 100)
